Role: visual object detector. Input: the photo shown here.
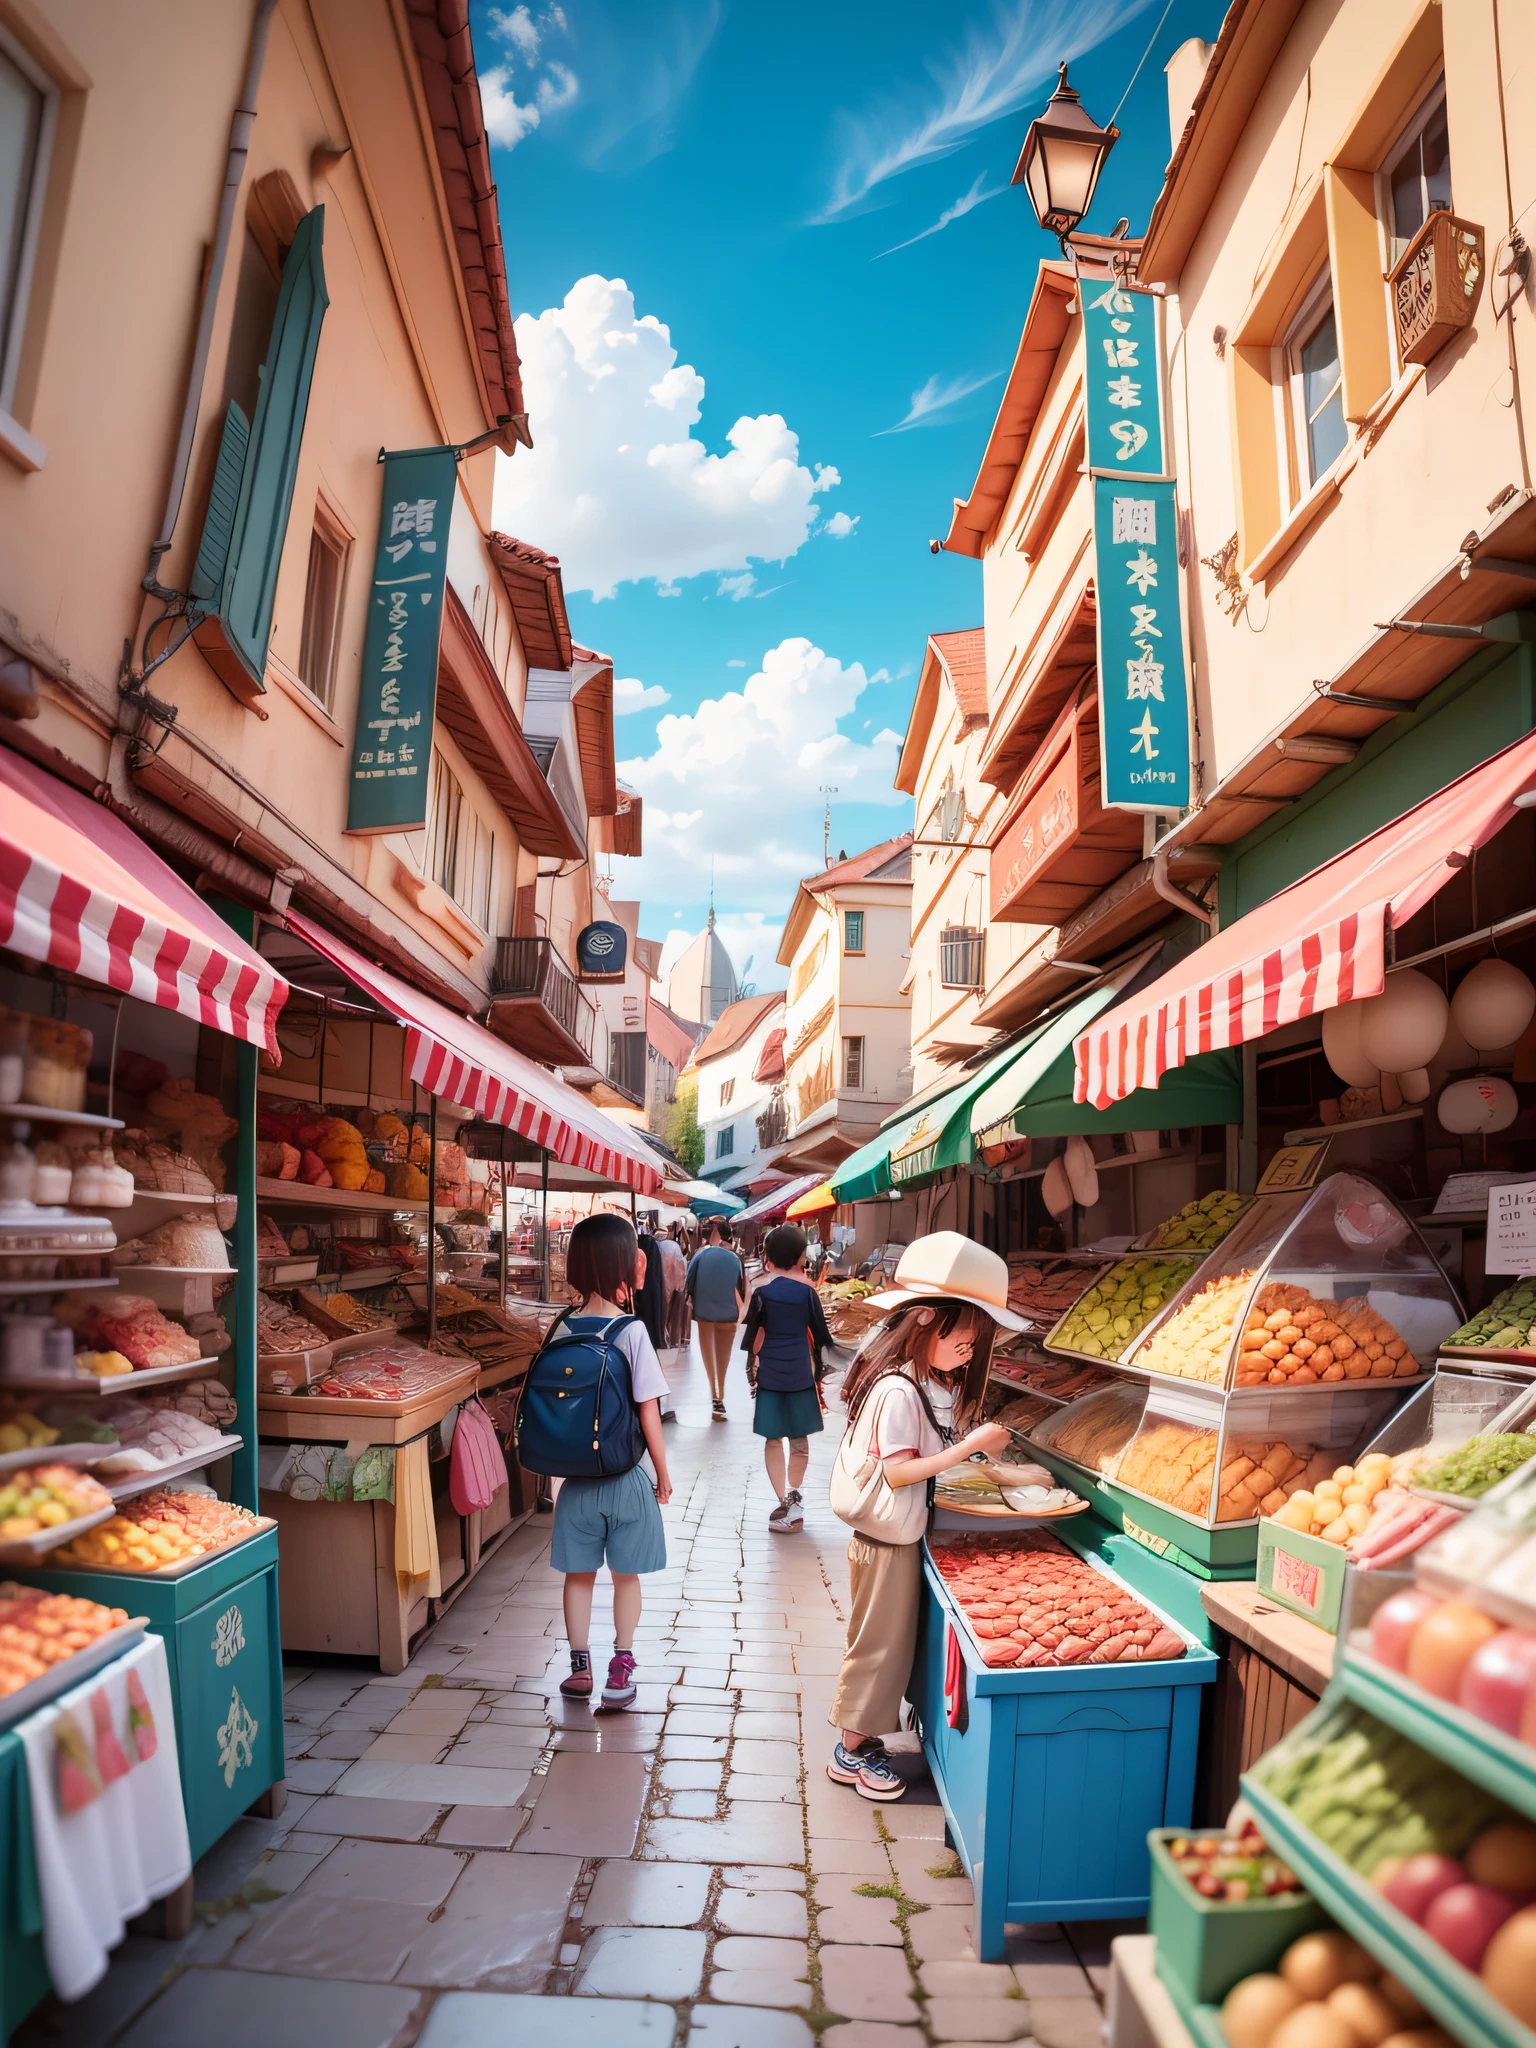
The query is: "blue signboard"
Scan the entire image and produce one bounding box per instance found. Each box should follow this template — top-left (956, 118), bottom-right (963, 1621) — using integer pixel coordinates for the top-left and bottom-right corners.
top-left (345, 446), bottom-right (458, 834)
top-left (1093, 477), bottom-right (1191, 812)
top-left (1081, 277), bottom-right (1167, 478)
top-left (576, 920), bottom-right (627, 979)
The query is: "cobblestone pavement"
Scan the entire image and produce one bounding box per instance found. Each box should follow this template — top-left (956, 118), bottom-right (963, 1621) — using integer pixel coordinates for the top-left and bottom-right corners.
top-left (18, 1338), bottom-right (1121, 2048)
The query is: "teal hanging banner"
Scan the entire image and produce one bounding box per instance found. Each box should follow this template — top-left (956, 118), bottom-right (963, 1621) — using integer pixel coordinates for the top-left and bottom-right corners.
top-left (345, 446), bottom-right (458, 835)
top-left (1081, 276), bottom-right (1168, 478)
top-left (1093, 476), bottom-right (1191, 812)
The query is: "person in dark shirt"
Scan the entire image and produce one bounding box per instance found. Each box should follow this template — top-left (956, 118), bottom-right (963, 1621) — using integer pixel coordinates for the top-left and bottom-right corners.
top-left (741, 1222), bottom-right (831, 1533)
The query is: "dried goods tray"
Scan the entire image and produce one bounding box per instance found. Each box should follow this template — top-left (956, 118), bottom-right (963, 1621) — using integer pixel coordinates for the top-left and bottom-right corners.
top-left (933, 1493), bottom-right (1091, 1521)
top-left (0, 1442), bottom-right (118, 1476)
top-left (0, 1617), bottom-right (148, 1731)
top-left (1336, 1641), bottom-right (1536, 1824)
top-left (104, 1435), bottom-right (243, 1501)
top-left (257, 1366), bottom-right (478, 1444)
top-left (47, 1516), bottom-right (276, 1581)
top-left (0, 1104), bottom-right (124, 1131)
top-left (0, 1502), bottom-right (116, 1563)
top-left (256, 1176), bottom-right (430, 1215)
top-left (91, 1187), bottom-right (219, 1245)
top-left (1441, 1343), bottom-right (1536, 1368)
top-left (0, 1356), bottom-right (220, 1397)
top-left (1242, 1772), bottom-right (1533, 2048)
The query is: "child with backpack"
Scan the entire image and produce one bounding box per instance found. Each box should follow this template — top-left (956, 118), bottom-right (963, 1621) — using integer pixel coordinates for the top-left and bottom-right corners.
top-left (740, 1221), bottom-right (832, 1533)
top-left (518, 1213), bottom-right (672, 1709)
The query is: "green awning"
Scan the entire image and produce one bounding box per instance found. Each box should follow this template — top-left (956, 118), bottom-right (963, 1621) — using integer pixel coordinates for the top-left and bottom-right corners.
top-left (972, 1041), bottom-right (1242, 1142)
top-left (828, 1125), bottom-right (910, 1206)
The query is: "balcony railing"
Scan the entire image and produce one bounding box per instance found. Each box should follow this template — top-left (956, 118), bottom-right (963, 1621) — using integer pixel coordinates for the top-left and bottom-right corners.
top-left (492, 937), bottom-right (595, 1060)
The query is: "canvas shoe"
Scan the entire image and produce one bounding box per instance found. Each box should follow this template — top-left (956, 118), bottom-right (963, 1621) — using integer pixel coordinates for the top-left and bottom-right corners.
top-left (711, 1399), bottom-right (726, 1419)
top-left (600, 1650), bottom-right (638, 1709)
top-left (853, 1747), bottom-right (906, 1802)
top-left (559, 1651), bottom-right (592, 1699)
top-left (769, 1489), bottom-right (804, 1533)
top-left (827, 1737), bottom-right (886, 1787)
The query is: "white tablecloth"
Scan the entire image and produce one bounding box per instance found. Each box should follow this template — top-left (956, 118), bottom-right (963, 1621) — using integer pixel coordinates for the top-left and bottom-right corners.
top-left (17, 1633), bottom-right (191, 2000)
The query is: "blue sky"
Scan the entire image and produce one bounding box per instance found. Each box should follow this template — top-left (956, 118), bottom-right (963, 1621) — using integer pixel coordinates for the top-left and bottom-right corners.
top-left (481, 0), bottom-right (1225, 988)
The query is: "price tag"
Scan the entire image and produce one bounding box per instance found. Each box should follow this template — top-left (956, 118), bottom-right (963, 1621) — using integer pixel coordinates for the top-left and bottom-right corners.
top-left (1257, 1142), bottom-right (1330, 1194)
top-left (1485, 1179), bottom-right (1536, 1275)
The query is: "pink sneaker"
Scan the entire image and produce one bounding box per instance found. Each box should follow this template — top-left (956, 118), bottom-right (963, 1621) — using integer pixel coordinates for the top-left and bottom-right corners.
top-left (600, 1651), bottom-right (637, 1708)
top-left (559, 1652), bottom-right (593, 1699)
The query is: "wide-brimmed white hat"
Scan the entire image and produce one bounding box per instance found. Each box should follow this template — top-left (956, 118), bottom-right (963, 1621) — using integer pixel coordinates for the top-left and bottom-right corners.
top-left (866, 1231), bottom-right (1026, 1331)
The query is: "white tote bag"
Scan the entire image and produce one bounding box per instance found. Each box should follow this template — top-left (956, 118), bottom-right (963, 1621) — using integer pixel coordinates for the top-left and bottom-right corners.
top-left (829, 1372), bottom-right (944, 1544)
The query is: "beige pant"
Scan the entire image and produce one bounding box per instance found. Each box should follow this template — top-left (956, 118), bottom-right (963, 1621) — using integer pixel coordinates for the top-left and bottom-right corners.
top-left (829, 1532), bottom-right (923, 1737)
top-left (696, 1319), bottom-right (738, 1397)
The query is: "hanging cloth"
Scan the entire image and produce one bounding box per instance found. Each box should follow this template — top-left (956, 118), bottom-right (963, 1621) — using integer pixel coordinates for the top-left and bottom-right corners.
top-left (394, 1435), bottom-right (442, 1599)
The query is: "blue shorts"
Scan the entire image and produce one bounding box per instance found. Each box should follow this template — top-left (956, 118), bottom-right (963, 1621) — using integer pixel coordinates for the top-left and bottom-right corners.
top-left (551, 1466), bottom-right (667, 1575)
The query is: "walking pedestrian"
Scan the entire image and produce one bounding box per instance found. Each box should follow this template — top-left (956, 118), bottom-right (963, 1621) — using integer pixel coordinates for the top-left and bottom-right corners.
top-left (634, 1223), bottom-right (667, 1353)
top-left (546, 1214), bottom-right (672, 1709)
top-left (824, 1232), bottom-right (1033, 1802)
top-left (687, 1216), bottom-right (747, 1417)
top-left (658, 1226), bottom-right (688, 1349)
top-left (740, 1222), bottom-right (831, 1532)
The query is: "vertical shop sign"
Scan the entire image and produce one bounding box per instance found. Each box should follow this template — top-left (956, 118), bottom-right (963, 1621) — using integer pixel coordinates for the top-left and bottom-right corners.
top-left (1081, 276), bottom-right (1192, 812)
top-left (346, 447), bottom-right (458, 834)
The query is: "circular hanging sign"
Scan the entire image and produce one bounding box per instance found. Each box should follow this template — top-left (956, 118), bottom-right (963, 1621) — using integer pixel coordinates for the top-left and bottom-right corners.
top-left (576, 920), bottom-right (628, 979)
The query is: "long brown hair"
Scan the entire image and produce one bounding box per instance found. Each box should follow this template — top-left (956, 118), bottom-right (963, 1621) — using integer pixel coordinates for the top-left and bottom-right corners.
top-left (840, 1298), bottom-right (993, 1430)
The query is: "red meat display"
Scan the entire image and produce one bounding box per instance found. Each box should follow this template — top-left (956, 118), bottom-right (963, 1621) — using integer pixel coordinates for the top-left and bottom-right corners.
top-left (931, 1529), bottom-right (1188, 1669)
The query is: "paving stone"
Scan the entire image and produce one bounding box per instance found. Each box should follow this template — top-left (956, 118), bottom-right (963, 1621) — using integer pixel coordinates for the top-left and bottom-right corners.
top-left (663, 1733), bottom-right (730, 1761)
top-left (921, 1961), bottom-right (1023, 1997)
top-left (448, 1731), bottom-right (548, 1769)
top-left (667, 1791), bottom-right (721, 1817)
top-left (517, 1748), bottom-right (650, 1857)
top-left (878, 1803), bottom-right (947, 1839)
top-left (415, 1991), bottom-right (678, 2048)
top-left (823, 2026), bottom-right (926, 2048)
top-left (730, 1739), bottom-right (799, 1776)
top-left (723, 1865), bottom-right (807, 1892)
top-left (334, 1759), bottom-right (532, 1806)
top-left (291, 1796), bottom-right (443, 1841)
top-left (925, 2000), bottom-right (1033, 2043)
top-left (672, 1686), bottom-right (737, 1707)
top-left (305, 1729), bottom-right (374, 1760)
top-left (667, 1705), bottom-right (736, 1735)
top-left (388, 1700), bottom-right (477, 1734)
top-left (228, 1894), bottom-right (429, 1979)
top-left (283, 1757), bottom-right (348, 1794)
top-left (436, 1805), bottom-right (526, 1849)
top-left (811, 1839), bottom-right (891, 1873)
top-left (397, 1849), bottom-right (580, 1986)
top-left (358, 1733), bottom-right (450, 1764)
top-left (713, 1886), bottom-right (809, 1937)
top-left (818, 1943), bottom-right (922, 2023)
top-left (1028, 1998), bottom-right (1106, 2048)
top-left (660, 1760), bottom-right (723, 1792)
top-left (688, 2005), bottom-right (815, 2048)
top-left (726, 1772), bottom-right (800, 1804)
top-left (905, 1904), bottom-right (977, 1963)
top-left (113, 1967), bottom-right (418, 2048)
top-left (887, 1839), bottom-right (974, 1906)
top-left (732, 1711), bottom-right (799, 1739)
top-left (576, 1924), bottom-right (707, 1998)
top-left (586, 1858), bottom-right (713, 1927)
top-left (1013, 1960), bottom-right (1095, 1998)
top-left (300, 1836), bottom-right (462, 1905)
top-left (816, 1893), bottom-right (902, 1946)
top-left (643, 1807), bottom-right (804, 1865)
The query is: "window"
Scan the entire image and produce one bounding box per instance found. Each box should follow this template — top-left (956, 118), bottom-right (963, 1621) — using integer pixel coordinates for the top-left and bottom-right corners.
top-left (843, 910), bottom-right (865, 954)
top-left (938, 778), bottom-right (966, 844)
top-left (715, 1125), bottom-right (735, 1160)
top-left (1383, 81), bottom-right (1451, 260)
top-left (790, 931), bottom-right (827, 1002)
top-left (719, 1077), bottom-right (735, 1108)
top-left (468, 812), bottom-right (494, 931)
top-left (939, 926), bottom-right (986, 989)
top-left (842, 1035), bottom-right (865, 1089)
top-left (0, 28), bottom-right (57, 419)
top-left (426, 754), bottom-right (495, 928)
top-left (1285, 275), bottom-right (1348, 492)
top-left (297, 512), bottom-right (347, 708)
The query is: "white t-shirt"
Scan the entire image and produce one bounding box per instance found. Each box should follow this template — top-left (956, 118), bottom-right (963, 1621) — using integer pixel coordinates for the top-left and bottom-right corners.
top-left (613, 1319), bottom-right (669, 1405)
top-left (839, 1372), bottom-right (948, 1546)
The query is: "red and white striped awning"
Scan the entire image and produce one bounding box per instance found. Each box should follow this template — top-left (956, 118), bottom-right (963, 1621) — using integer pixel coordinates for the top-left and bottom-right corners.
top-left (0, 744), bottom-right (287, 1053)
top-left (286, 911), bottom-right (662, 1194)
top-left (1074, 726), bottom-right (1536, 1109)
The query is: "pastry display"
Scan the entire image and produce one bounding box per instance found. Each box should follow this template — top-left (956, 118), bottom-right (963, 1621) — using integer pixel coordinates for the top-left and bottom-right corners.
top-left (0, 1412), bottom-right (59, 1453)
top-left (1235, 1283), bottom-right (1419, 1388)
top-left (309, 1344), bottom-right (471, 1401)
top-left (93, 1398), bottom-right (231, 1472)
top-left (297, 1286), bottom-right (394, 1333)
top-left (1005, 1256), bottom-right (1105, 1324)
top-left (990, 1354), bottom-right (1114, 1401)
top-left (110, 1215), bottom-right (230, 1270)
top-left (1047, 1256), bottom-right (1200, 1360)
top-left (1031, 1384), bottom-right (1147, 1475)
top-left (0, 1584), bottom-right (132, 1697)
top-left (1115, 1421), bottom-right (1324, 1521)
top-left (55, 1294), bottom-right (203, 1371)
top-left (1134, 1270), bottom-right (1261, 1384)
top-left (55, 1487), bottom-right (263, 1571)
top-left (0, 1463), bottom-right (112, 1538)
top-left (256, 1291), bottom-right (330, 1355)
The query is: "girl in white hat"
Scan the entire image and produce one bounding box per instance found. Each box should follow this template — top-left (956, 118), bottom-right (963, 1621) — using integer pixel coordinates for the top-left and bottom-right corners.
top-left (825, 1231), bottom-right (1045, 1802)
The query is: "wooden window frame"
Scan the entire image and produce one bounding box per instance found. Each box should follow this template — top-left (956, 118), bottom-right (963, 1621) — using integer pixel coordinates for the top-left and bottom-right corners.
top-left (843, 909), bottom-right (865, 955)
top-left (1279, 270), bottom-right (1347, 504)
top-left (0, 23), bottom-right (58, 433)
top-left (719, 1076), bottom-right (735, 1108)
top-left (842, 1035), bottom-right (865, 1090)
top-left (1379, 77), bottom-right (1450, 269)
top-left (296, 499), bottom-right (350, 711)
top-left (715, 1124), bottom-right (735, 1160)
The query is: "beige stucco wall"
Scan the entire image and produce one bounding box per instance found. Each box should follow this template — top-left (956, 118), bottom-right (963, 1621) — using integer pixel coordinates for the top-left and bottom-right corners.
top-left (781, 879), bottom-right (911, 1139)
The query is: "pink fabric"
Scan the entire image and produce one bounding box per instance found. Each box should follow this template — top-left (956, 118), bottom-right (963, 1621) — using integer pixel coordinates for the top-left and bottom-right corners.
top-left (286, 911), bottom-right (662, 1193)
top-left (0, 745), bottom-right (287, 1053)
top-left (1074, 726), bottom-right (1536, 1107)
top-left (450, 1399), bottom-right (505, 1514)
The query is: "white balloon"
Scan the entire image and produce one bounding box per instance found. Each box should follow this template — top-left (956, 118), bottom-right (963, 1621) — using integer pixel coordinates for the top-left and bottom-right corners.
top-left (1042, 1154), bottom-right (1074, 1218)
top-left (1436, 1073), bottom-right (1520, 1134)
top-left (1451, 958), bottom-right (1536, 1052)
top-left (1322, 1002), bottom-right (1381, 1087)
top-left (1434, 1013), bottom-right (1480, 1071)
top-left (1398, 1067), bottom-right (1432, 1103)
top-left (1358, 969), bottom-right (1450, 1074)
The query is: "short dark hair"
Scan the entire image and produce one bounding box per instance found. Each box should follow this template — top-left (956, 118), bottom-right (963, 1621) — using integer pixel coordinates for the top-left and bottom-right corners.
top-left (764, 1223), bottom-right (808, 1270)
top-left (707, 1217), bottom-right (727, 1242)
top-left (566, 1213), bottom-right (638, 1306)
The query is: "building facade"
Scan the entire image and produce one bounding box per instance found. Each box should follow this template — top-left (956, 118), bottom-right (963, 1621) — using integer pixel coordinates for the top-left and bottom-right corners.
top-left (682, 993), bottom-right (787, 1189)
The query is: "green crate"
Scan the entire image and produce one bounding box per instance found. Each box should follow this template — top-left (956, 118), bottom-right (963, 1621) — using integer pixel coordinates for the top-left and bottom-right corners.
top-left (1148, 1829), bottom-right (1327, 2007)
top-left (1255, 1518), bottom-right (1348, 1633)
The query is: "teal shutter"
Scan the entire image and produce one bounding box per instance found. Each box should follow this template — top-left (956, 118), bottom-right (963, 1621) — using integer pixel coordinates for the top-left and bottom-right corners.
top-left (193, 206), bottom-right (328, 698)
top-left (189, 401), bottom-right (250, 613)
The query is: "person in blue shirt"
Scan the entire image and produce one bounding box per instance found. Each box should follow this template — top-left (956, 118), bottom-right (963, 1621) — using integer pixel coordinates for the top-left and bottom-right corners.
top-left (686, 1219), bottom-right (747, 1417)
top-left (741, 1222), bottom-right (832, 1532)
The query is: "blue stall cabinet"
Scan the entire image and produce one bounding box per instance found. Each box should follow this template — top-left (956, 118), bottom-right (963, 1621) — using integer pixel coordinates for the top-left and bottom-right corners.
top-left (911, 1545), bottom-right (1218, 1961)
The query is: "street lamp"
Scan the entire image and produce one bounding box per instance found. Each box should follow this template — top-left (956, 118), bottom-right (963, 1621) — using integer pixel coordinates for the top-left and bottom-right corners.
top-left (1013, 63), bottom-right (1119, 248)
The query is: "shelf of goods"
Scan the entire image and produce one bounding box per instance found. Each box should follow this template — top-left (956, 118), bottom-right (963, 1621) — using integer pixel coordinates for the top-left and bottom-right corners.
top-left (1028, 1176), bottom-right (1461, 1577)
top-left (910, 1524), bottom-right (1217, 1961)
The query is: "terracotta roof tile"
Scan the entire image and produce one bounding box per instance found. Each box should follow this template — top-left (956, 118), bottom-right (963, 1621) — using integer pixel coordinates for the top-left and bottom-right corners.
top-left (803, 830), bottom-right (914, 893)
top-left (488, 533), bottom-right (573, 670)
top-left (688, 993), bottom-right (783, 1069)
top-left (931, 629), bottom-right (987, 722)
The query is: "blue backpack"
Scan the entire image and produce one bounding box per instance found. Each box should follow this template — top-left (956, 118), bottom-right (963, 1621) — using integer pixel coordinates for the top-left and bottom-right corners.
top-left (516, 1313), bottom-right (647, 1479)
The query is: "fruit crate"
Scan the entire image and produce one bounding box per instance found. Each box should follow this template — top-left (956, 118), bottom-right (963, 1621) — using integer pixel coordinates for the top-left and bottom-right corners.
top-left (912, 1543), bottom-right (1218, 1961)
top-left (1255, 1517), bottom-right (1349, 1632)
top-left (1147, 1828), bottom-right (1326, 2007)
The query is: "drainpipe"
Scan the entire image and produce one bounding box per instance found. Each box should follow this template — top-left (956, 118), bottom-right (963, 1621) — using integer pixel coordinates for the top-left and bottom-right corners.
top-left (1151, 845), bottom-right (1216, 931)
top-left (142, 0), bottom-right (278, 599)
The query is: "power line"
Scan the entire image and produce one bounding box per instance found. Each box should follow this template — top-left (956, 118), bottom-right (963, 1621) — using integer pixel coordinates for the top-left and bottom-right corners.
top-left (1109, 0), bottom-right (1178, 128)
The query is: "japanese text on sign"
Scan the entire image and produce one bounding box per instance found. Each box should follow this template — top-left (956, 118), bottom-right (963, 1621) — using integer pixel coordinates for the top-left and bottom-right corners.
top-left (346, 446), bottom-right (458, 835)
top-left (1081, 278), bottom-right (1167, 479)
top-left (1486, 1179), bottom-right (1536, 1276)
top-left (1093, 475), bottom-right (1191, 811)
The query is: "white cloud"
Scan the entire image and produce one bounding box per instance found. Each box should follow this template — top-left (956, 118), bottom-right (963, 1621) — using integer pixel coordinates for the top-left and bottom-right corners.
top-left (875, 368), bottom-right (1003, 435)
top-left (611, 637), bottom-right (909, 913)
top-left (479, 5), bottom-right (578, 150)
top-left (876, 172), bottom-right (1007, 257)
top-left (726, 659), bottom-right (746, 668)
top-left (717, 572), bottom-right (756, 601)
top-left (496, 276), bottom-right (845, 600)
top-left (816, 0), bottom-right (1152, 221)
top-left (613, 676), bottom-right (670, 713)
top-left (824, 511), bottom-right (860, 539)
top-left (571, 2), bottom-right (722, 169)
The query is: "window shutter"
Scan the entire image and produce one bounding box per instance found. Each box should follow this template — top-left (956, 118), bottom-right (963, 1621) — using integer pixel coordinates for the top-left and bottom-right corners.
top-left (193, 205), bottom-right (329, 706)
top-left (188, 401), bottom-right (249, 612)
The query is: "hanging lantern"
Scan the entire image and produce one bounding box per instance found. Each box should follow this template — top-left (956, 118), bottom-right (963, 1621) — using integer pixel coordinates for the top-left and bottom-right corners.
top-left (1397, 1068), bottom-right (1432, 1103)
top-left (1322, 1002), bottom-right (1381, 1088)
top-left (1041, 1154), bottom-right (1074, 1218)
top-left (1013, 65), bottom-right (1119, 242)
top-left (1358, 969), bottom-right (1450, 1074)
top-left (1450, 958), bottom-right (1536, 1052)
top-left (1064, 1135), bottom-right (1099, 1208)
top-left (1437, 1074), bottom-right (1520, 1134)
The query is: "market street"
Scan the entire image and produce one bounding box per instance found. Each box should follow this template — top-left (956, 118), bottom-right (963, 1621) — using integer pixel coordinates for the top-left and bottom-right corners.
top-left (16, 1338), bottom-right (1115, 2048)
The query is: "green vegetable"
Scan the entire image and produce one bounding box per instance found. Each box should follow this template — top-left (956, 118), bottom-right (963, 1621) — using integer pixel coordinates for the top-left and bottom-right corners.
top-left (1447, 1282), bottom-right (1536, 1350)
top-left (1415, 1432), bottom-right (1536, 1499)
top-left (1049, 1255), bottom-right (1199, 1360)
